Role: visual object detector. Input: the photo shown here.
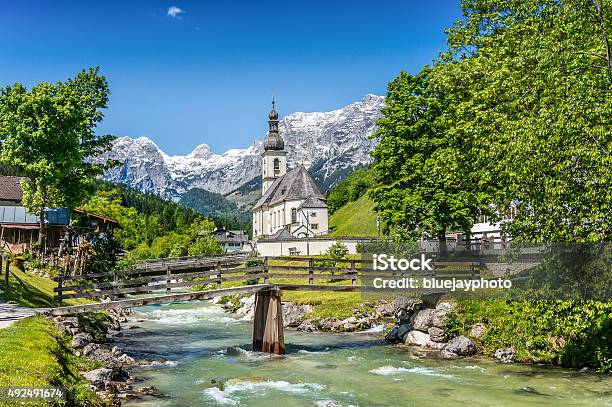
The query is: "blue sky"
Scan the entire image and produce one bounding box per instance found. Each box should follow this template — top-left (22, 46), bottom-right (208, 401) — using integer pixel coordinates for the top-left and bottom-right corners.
top-left (0, 0), bottom-right (462, 155)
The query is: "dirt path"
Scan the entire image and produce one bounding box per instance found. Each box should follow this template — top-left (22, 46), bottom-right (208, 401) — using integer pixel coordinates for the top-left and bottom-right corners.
top-left (0, 300), bottom-right (49, 329)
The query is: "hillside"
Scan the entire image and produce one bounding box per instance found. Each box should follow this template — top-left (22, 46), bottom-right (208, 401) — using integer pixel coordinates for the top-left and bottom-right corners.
top-left (180, 188), bottom-right (250, 223)
top-left (328, 194), bottom-right (378, 237)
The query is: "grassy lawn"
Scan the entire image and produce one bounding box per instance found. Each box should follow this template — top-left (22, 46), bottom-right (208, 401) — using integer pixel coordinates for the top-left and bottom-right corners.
top-left (0, 316), bottom-right (104, 406)
top-left (0, 266), bottom-right (91, 308)
top-left (207, 257), bottom-right (379, 321)
top-left (329, 194), bottom-right (378, 237)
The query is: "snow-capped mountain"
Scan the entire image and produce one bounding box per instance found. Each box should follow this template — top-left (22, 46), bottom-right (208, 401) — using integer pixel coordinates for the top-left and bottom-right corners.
top-left (98, 94), bottom-right (384, 201)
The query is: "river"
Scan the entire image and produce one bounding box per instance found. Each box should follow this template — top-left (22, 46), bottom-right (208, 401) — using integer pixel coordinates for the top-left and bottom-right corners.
top-left (114, 301), bottom-right (612, 406)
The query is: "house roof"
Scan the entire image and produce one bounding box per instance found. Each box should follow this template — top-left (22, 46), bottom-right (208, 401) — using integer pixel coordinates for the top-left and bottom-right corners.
top-left (72, 209), bottom-right (119, 226)
top-left (214, 229), bottom-right (249, 244)
top-left (0, 206), bottom-right (70, 226)
top-left (0, 176), bottom-right (25, 202)
top-left (253, 165), bottom-right (326, 210)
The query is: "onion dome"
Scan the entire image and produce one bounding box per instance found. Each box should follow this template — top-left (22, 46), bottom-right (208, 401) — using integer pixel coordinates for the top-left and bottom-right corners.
top-left (263, 96), bottom-right (284, 151)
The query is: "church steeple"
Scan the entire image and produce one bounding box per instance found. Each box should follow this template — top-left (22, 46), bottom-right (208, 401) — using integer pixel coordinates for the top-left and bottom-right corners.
top-left (261, 96), bottom-right (287, 194)
top-left (263, 96), bottom-right (284, 151)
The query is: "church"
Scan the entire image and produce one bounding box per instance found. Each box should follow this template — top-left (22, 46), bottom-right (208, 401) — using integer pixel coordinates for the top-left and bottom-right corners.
top-left (252, 99), bottom-right (329, 240)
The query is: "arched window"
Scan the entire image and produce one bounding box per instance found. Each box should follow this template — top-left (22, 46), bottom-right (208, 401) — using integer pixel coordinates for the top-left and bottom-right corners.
top-left (273, 158), bottom-right (280, 176)
top-left (291, 208), bottom-right (297, 223)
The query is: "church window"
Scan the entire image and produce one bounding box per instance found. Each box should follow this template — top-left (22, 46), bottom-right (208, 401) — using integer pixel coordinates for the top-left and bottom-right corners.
top-left (274, 158), bottom-right (280, 176)
top-left (291, 208), bottom-right (297, 223)
top-left (311, 223), bottom-right (319, 230)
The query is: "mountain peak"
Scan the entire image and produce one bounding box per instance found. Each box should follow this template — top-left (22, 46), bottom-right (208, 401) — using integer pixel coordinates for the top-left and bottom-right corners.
top-left (98, 94), bottom-right (384, 199)
top-left (188, 143), bottom-right (215, 160)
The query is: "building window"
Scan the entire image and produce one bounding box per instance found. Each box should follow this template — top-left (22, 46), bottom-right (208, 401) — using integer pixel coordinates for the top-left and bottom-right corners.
top-left (291, 208), bottom-right (297, 223)
top-left (310, 212), bottom-right (317, 218)
top-left (311, 223), bottom-right (319, 230)
top-left (274, 158), bottom-right (280, 176)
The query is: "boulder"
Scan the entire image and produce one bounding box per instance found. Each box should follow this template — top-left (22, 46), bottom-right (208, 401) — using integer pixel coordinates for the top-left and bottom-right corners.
top-left (440, 349), bottom-right (459, 359)
top-left (53, 321), bottom-right (73, 336)
top-left (282, 303), bottom-right (314, 327)
top-left (421, 292), bottom-right (444, 308)
top-left (84, 368), bottom-right (113, 388)
top-left (412, 309), bottom-right (434, 332)
top-left (83, 343), bottom-right (100, 356)
top-left (118, 354), bottom-right (136, 365)
top-left (375, 303), bottom-right (395, 317)
top-left (297, 320), bottom-right (317, 332)
top-left (384, 326), bottom-right (400, 342)
top-left (469, 323), bottom-right (487, 338)
top-left (394, 298), bottom-right (421, 324)
top-left (393, 297), bottom-right (421, 313)
top-left (88, 348), bottom-right (122, 370)
top-left (235, 295), bottom-right (256, 320)
top-left (404, 330), bottom-right (446, 349)
top-left (71, 333), bottom-right (93, 349)
top-left (397, 324), bottom-right (413, 341)
top-left (446, 335), bottom-right (476, 356)
top-left (431, 302), bottom-right (455, 328)
top-left (428, 326), bottom-right (447, 342)
top-left (494, 347), bottom-right (515, 364)
top-left (318, 317), bottom-right (343, 331)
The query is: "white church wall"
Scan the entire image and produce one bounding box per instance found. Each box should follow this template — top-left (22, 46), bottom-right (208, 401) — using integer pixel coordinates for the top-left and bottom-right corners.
top-left (257, 238), bottom-right (361, 256)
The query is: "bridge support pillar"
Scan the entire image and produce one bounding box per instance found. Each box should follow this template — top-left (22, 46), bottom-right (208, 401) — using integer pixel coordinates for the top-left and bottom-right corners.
top-left (252, 288), bottom-right (285, 355)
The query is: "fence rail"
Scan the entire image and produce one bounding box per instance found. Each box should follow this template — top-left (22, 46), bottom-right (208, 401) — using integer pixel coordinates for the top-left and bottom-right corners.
top-left (54, 255), bottom-right (482, 306)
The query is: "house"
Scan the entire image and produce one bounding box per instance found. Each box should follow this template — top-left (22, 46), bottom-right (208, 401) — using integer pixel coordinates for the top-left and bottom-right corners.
top-left (252, 98), bottom-right (329, 241)
top-left (213, 228), bottom-right (249, 252)
top-left (0, 176), bottom-right (118, 254)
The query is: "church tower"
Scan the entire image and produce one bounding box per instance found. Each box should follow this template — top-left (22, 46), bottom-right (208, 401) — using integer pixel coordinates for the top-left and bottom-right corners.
top-left (261, 97), bottom-right (287, 195)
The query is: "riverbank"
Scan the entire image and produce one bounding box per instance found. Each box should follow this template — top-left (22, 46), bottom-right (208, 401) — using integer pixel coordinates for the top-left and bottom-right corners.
top-left (112, 300), bottom-right (612, 406)
top-left (51, 308), bottom-right (168, 405)
top-left (220, 292), bottom-right (612, 373)
top-left (0, 315), bottom-right (104, 406)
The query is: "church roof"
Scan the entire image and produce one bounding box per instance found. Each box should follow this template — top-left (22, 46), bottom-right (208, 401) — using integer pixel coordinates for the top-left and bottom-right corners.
top-left (253, 165), bottom-right (327, 210)
top-left (299, 196), bottom-right (327, 209)
top-left (268, 228), bottom-right (295, 240)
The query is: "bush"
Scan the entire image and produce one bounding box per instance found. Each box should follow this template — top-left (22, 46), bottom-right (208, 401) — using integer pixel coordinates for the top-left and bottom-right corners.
top-left (446, 299), bottom-right (612, 372)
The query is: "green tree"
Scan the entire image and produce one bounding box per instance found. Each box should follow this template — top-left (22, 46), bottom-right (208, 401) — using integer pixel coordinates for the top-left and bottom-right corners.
top-left (434, 0), bottom-right (612, 242)
top-left (369, 70), bottom-right (485, 252)
top-left (0, 68), bottom-right (115, 249)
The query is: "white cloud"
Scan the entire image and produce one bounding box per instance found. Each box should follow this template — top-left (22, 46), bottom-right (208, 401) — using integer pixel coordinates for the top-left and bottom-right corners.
top-left (167, 6), bottom-right (185, 18)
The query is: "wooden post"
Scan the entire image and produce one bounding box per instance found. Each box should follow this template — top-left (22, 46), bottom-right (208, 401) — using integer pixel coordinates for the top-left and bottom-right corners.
top-left (4, 256), bottom-right (9, 288)
top-left (308, 258), bottom-right (314, 286)
top-left (252, 288), bottom-right (285, 355)
top-left (263, 257), bottom-right (269, 284)
top-left (216, 260), bottom-right (222, 288)
top-left (57, 275), bottom-right (63, 307)
top-left (351, 259), bottom-right (356, 286)
top-left (166, 265), bottom-right (171, 293)
top-left (111, 269), bottom-right (118, 301)
top-left (0, 256), bottom-right (3, 287)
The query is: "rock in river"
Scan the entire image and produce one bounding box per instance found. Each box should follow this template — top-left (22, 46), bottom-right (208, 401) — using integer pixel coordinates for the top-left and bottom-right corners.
top-left (446, 335), bottom-right (475, 356)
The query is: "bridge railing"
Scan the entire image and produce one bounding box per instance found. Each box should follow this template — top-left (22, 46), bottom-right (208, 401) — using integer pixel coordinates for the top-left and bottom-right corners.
top-left (54, 255), bottom-right (481, 306)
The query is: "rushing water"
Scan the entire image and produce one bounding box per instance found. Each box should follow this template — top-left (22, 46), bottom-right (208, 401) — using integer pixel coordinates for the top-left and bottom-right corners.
top-left (115, 301), bottom-right (612, 406)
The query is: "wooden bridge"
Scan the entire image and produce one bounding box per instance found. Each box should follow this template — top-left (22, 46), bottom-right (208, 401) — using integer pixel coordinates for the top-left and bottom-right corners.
top-left (49, 254), bottom-right (481, 355)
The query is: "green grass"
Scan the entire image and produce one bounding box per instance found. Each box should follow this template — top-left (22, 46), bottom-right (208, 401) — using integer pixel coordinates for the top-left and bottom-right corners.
top-left (329, 194), bottom-right (378, 237)
top-left (0, 266), bottom-right (91, 308)
top-left (204, 258), bottom-right (379, 322)
top-left (0, 316), bottom-right (104, 406)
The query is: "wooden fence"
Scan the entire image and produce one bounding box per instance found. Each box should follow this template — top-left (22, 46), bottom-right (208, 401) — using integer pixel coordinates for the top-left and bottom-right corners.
top-left (54, 255), bottom-right (481, 306)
